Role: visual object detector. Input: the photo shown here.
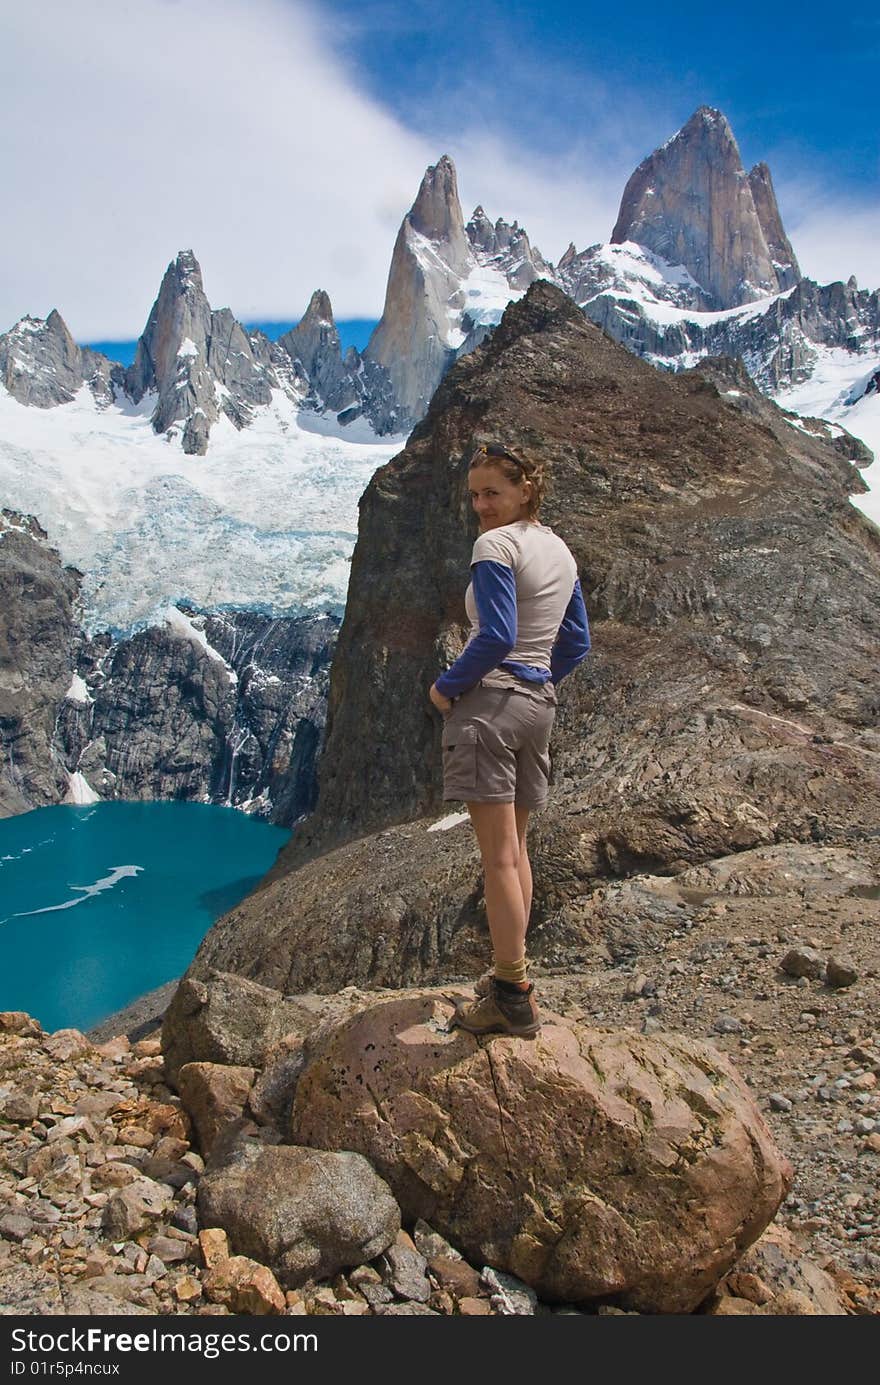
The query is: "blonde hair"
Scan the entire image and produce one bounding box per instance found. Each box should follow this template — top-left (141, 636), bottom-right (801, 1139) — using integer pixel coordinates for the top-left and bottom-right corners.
top-left (469, 443), bottom-right (545, 519)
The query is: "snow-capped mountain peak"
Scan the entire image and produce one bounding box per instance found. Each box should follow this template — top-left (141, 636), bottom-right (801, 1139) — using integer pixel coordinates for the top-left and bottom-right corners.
top-left (610, 105), bottom-right (796, 310)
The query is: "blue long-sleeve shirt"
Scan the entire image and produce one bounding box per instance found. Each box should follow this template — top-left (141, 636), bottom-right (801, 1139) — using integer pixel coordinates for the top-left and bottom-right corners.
top-left (435, 560), bottom-right (591, 699)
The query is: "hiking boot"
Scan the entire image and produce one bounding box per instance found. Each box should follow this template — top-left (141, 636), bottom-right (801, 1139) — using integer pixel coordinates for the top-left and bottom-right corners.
top-left (473, 969), bottom-right (494, 998)
top-left (451, 979), bottom-right (541, 1038)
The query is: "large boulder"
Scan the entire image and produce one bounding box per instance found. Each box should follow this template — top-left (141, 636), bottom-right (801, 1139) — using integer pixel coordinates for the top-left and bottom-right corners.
top-left (288, 992), bottom-right (792, 1313)
top-left (162, 973), bottom-right (291, 1083)
top-left (197, 1134), bottom-right (400, 1289)
top-left (162, 971), bottom-right (376, 1085)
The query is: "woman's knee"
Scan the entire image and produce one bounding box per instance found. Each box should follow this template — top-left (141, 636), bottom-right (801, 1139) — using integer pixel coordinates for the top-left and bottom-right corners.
top-left (481, 845), bottom-right (521, 874)
top-left (467, 801), bottom-right (521, 865)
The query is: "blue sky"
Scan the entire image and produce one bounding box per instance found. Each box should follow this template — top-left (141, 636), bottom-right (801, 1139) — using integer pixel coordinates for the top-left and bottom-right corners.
top-left (2, 0), bottom-right (877, 338)
top-left (321, 0), bottom-right (878, 198)
top-left (321, 0), bottom-right (880, 186)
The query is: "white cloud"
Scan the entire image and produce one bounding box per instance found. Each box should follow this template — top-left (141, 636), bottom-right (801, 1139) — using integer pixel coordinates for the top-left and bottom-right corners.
top-left (3, 0), bottom-right (875, 343)
top-left (0, 0), bottom-right (433, 337)
top-left (773, 169), bottom-right (880, 292)
top-left (0, 0), bottom-right (635, 342)
top-left (785, 203), bottom-right (880, 294)
top-left (448, 131), bottom-right (623, 264)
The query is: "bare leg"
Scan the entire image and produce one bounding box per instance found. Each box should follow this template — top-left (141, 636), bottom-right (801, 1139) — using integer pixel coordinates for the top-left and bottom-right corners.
top-left (514, 802), bottom-right (532, 936)
top-left (466, 801), bottom-right (526, 966)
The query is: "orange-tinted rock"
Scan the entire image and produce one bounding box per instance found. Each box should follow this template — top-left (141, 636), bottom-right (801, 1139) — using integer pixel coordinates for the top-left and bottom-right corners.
top-left (290, 992), bottom-right (792, 1314)
top-left (202, 1255), bottom-right (285, 1314)
top-left (176, 1062), bottom-right (255, 1158)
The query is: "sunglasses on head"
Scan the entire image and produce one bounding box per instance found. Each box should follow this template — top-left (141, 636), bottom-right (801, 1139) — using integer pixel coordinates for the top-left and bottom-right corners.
top-left (475, 443), bottom-right (524, 466)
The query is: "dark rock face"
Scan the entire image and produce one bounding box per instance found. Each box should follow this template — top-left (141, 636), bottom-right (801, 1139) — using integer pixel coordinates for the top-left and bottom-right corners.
top-left (0, 311), bottom-right (118, 409)
top-left (58, 607), bottom-right (338, 823)
top-left (0, 509), bottom-right (337, 823)
top-left (610, 107), bottom-right (784, 308)
top-left (0, 511), bottom-right (80, 816)
top-left (193, 280), bottom-right (880, 994)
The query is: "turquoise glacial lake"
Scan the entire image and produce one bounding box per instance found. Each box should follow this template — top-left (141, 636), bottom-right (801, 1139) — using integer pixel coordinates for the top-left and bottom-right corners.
top-left (0, 802), bottom-right (290, 1034)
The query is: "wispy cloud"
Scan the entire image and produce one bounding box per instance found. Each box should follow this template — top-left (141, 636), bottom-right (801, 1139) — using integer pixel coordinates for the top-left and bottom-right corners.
top-left (1, 0), bottom-right (433, 336)
top-left (792, 209), bottom-right (880, 295)
top-left (776, 173), bottom-right (880, 292)
top-left (0, 0), bottom-right (680, 337)
top-left (450, 132), bottom-right (622, 263)
top-left (2, 0), bottom-right (876, 342)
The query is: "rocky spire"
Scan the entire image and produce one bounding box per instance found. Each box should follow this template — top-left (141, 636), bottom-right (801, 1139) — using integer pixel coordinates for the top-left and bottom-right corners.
top-left (558, 242), bottom-right (578, 272)
top-left (127, 251), bottom-right (210, 397)
top-left (407, 154), bottom-right (471, 272)
top-left (125, 250), bottom-right (279, 454)
top-left (125, 250), bottom-right (217, 453)
top-left (610, 106), bottom-right (787, 308)
top-left (748, 162), bottom-right (801, 291)
top-left (465, 205), bottom-right (496, 255)
top-left (464, 208), bottom-right (555, 290)
top-left (278, 290), bottom-right (357, 414)
top-left (0, 310), bottom-right (116, 408)
top-left (364, 155), bottom-right (475, 426)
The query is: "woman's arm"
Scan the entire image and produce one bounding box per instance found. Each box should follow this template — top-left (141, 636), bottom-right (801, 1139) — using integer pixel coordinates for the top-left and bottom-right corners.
top-left (550, 578), bottom-right (591, 684)
top-left (434, 560), bottom-right (517, 699)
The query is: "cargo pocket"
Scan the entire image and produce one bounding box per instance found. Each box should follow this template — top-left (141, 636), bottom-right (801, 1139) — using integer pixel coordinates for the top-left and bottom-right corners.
top-left (441, 721), bottom-right (478, 797)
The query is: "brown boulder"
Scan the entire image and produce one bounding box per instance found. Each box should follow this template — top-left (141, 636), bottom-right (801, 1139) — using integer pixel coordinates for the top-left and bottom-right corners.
top-left (780, 947), bottom-right (825, 981)
top-left (825, 956), bottom-right (858, 988)
top-left (198, 1227), bottom-right (230, 1270)
top-left (161, 970), bottom-right (375, 1085)
top-left (289, 992), bottom-right (792, 1314)
top-left (429, 1254), bottom-right (483, 1301)
top-left (176, 1062), bottom-right (255, 1158)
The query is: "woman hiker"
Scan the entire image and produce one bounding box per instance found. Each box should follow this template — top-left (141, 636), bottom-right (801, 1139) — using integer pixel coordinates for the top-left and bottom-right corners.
top-left (428, 442), bottom-right (591, 1038)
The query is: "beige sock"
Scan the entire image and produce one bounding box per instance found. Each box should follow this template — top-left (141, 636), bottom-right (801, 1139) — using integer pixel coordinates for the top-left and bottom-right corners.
top-left (494, 956), bottom-right (528, 986)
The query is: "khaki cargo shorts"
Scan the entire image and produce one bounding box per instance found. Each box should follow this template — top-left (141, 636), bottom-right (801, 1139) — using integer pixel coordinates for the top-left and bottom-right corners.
top-left (441, 679), bottom-right (558, 809)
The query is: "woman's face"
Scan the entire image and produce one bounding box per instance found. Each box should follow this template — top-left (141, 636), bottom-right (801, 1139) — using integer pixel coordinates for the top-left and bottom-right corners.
top-left (468, 464), bottom-right (531, 531)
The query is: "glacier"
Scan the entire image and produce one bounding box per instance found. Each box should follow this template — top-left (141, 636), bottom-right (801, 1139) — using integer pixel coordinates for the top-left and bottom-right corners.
top-left (0, 381), bottom-right (404, 638)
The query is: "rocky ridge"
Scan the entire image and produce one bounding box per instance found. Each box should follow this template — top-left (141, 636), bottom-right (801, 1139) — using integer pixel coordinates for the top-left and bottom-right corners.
top-left (220, 278), bottom-right (879, 900)
top-left (0, 254), bottom-right (397, 454)
top-left (565, 257), bottom-right (880, 394)
top-left (0, 312), bottom-right (118, 410)
top-left (2, 107), bottom-right (876, 453)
